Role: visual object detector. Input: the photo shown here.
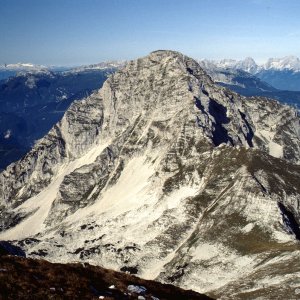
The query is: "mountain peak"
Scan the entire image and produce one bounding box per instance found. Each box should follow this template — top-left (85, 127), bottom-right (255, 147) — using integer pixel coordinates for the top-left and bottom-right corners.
top-left (264, 55), bottom-right (300, 71)
top-left (235, 57), bottom-right (258, 73)
top-left (115, 50), bottom-right (213, 93)
top-left (1, 51), bottom-right (300, 299)
top-left (147, 49), bottom-right (200, 66)
top-left (150, 49), bottom-right (184, 56)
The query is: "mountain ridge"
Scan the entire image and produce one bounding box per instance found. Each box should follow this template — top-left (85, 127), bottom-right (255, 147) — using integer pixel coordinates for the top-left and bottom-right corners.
top-left (205, 55), bottom-right (300, 73)
top-left (201, 56), bottom-right (300, 91)
top-left (0, 50), bottom-right (300, 299)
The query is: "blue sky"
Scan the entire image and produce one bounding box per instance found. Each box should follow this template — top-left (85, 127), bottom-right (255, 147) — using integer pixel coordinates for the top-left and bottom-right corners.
top-left (1, 0), bottom-right (300, 65)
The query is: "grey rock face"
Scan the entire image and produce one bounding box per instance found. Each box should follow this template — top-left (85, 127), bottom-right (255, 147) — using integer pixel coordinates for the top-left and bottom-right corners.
top-left (0, 50), bottom-right (300, 299)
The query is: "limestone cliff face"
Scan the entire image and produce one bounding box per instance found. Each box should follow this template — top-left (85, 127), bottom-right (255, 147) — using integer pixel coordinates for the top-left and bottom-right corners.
top-left (1, 50), bottom-right (300, 299)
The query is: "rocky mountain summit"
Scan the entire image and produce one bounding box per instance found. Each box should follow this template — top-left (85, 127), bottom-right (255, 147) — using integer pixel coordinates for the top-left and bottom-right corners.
top-left (0, 50), bottom-right (300, 299)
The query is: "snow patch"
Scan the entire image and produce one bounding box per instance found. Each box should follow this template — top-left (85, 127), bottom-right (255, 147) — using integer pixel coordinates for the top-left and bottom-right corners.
top-left (258, 129), bottom-right (275, 141)
top-left (183, 241), bottom-right (256, 293)
top-left (165, 186), bottom-right (197, 210)
top-left (256, 129), bottom-right (283, 158)
top-left (25, 76), bottom-right (36, 89)
top-left (241, 223), bottom-right (255, 233)
top-left (4, 130), bottom-right (11, 139)
top-left (75, 154), bottom-right (158, 219)
top-left (191, 243), bottom-right (219, 261)
top-left (269, 141), bottom-right (283, 158)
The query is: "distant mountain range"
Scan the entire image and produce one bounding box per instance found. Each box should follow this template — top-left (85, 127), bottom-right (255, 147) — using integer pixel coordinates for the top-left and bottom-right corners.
top-left (2, 55), bottom-right (299, 74)
top-left (0, 63), bottom-right (51, 81)
top-left (199, 62), bottom-right (300, 109)
top-left (0, 61), bottom-right (125, 80)
top-left (206, 55), bottom-right (300, 73)
top-left (200, 56), bottom-right (300, 91)
top-left (0, 63), bottom-right (47, 71)
top-left (2, 56), bottom-right (300, 91)
top-left (69, 61), bottom-right (126, 73)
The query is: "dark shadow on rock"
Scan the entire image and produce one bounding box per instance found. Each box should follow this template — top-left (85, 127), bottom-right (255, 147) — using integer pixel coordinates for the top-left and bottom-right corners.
top-left (208, 99), bottom-right (233, 146)
top-left (278, 202), bottom-right (300, 240)
top-left (0, 241), bottom-right (26, 257)
top-left (239, 110), bottom-right (254, 147)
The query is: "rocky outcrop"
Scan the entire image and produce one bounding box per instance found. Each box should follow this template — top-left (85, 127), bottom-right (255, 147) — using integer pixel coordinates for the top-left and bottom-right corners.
top-left (0, 50), bottom-right (300, 299)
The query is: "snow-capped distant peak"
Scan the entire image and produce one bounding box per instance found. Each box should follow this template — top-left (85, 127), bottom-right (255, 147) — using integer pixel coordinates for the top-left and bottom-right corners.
top-left (235, 57), bottom-right (258, 73)
top-left (263, 56), bottom-right (300, 71)
top-left (218, 59), bottom-right (238, 68)
top-left (199, 55), bottom-right (300, 74)
top-left (68, 61), bottom-right (126, 73)
top-left (4, 129), bottom-right (11, 139)
top-left (0, 62), bottom-right (47, 71)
